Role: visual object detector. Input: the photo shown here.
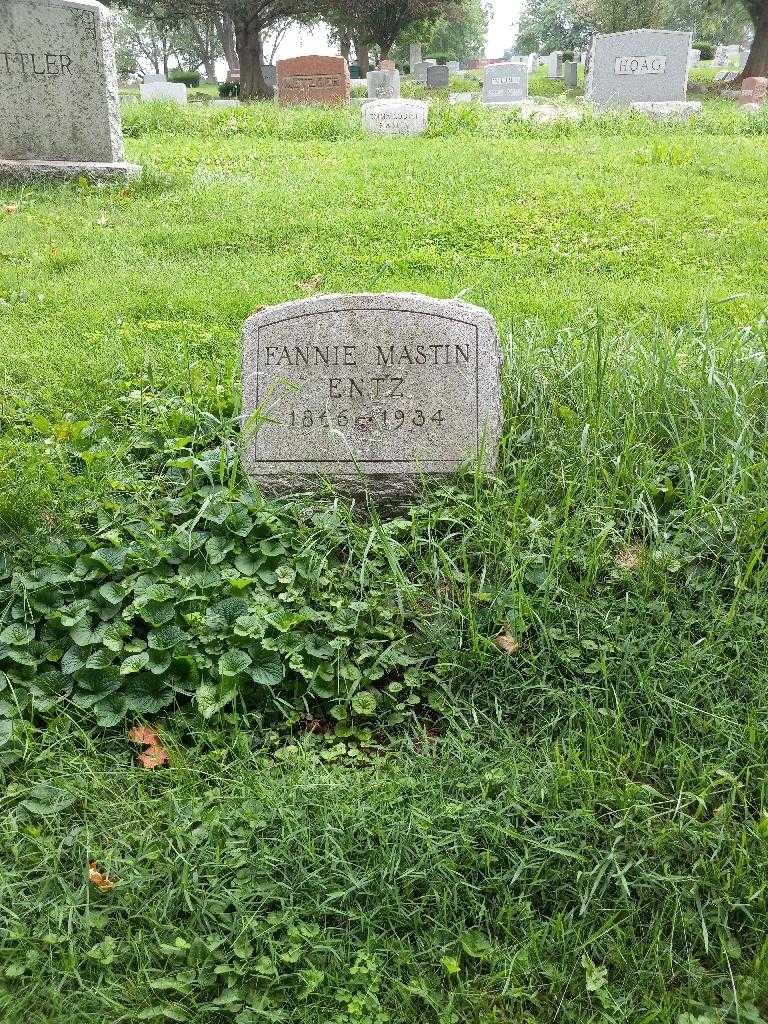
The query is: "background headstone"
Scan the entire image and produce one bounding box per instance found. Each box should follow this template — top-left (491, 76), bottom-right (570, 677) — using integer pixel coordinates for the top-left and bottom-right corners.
top-left (482, 62), bottom-right (528, 105)
top-left (447, 60), bottom-right (461, 74)
top-left (426, 65), bottom-right (449, 89)
top-left (713, 44), bottom-right (727, 66)
top-left (563, 61), bottom-right (578, 88)
top-left (547, 52), bottom-right (563, 78)
top-left (140, 81), bottom-right (187, 104)
top-left (527, 54), bottom-right (538, 72)
top-left (688, 48), bottom-right (701, 68)
top-left (261, 64), bottom-right (277, 89)
top-left (0, 0), bottom-right (140, 181)
top-left (412, 61), bottom-right (428, 85)
top-left (738, 77), bottom-right (768, 104)
top-left (142, 73), bottom-right (166, 84)
top-left (587, 30), bottom-right (691, 108)
top-left (362, 98), bottom-right (428, 135)
top-left (277, 55), bottom-right (350, 105)
top-left (409, 43), bottom-right (422, 69)
top-left (241, 293), bottom-right (503, 497)
top-left (367, 69), bottom-right (400, 99)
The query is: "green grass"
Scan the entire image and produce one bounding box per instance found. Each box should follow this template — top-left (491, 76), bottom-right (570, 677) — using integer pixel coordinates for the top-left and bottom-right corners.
top-left (1, 100), bottom-right (768, 1023)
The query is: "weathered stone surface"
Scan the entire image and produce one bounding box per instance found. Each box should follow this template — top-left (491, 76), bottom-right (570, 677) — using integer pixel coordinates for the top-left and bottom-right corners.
top-left (563, 61), bottom-right (578, 88)
top-left (738, 77), bottom-right (768, 105)
top-left (261, 64), bottom-right (277, 89)
top-left (482, 62), bottom-right (528, 105)
top-left (0, 157), bottom-right (140, 181)
top-left (412, 61), bottom-right (428, 84)
top-left (0, 0), bottom-right (133, 177)
top-left (409, 43), bottom-right (422, 68)
top-left (426, 65), bottom-right (449, 89)
top-left (241, 293), bottom-right (503, 497)
top-left (367, 69), bottom-right (400, 99)
top-left (362, 98), bottom-right (427, 135)
top-left (547, 52), bottom-right (563, 78)
top-left (630, 100), bottom-right (702, 119)
top-left (277, 55), bottom-right (350, 106)
top-left (447, 60), bottom-right (460, 74)
top-left (140, 81), bottom-right (187, 104)
top-left (688, 48), bottom-right (701, 67)
top-left (587, 30), bottom-right (691, 108)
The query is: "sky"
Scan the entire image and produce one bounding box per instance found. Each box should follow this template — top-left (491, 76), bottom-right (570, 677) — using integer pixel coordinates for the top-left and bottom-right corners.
top-left (271, 0), bottom-right (524, 63)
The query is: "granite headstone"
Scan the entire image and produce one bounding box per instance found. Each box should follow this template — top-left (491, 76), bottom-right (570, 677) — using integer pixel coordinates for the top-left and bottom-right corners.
top-left (362, 98), bottom-right (428, 135)
top-left (587, 29), bottom-right (691, 108)
top-left (563, 60), bottom-right (578, 87)
top-left (0, 0), bottom-right (140, 182)
top-left (277, 55), bottom-right (350, 105)
top-left (367, 69), bottom-right (400, 99)
top-left (426, 64), bottom-right (449, 89)
top-left (547, 51), bottom-right (563, 78)
top-left (140, 81), bottom-right (187, 104)
top-left (482, 62), bottom-right (528, 105)
top-left (241, 293), bottom-right (502, 497)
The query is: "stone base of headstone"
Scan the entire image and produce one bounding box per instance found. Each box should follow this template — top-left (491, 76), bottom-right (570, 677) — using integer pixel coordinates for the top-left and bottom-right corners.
top-left (0, 159), bottom-right (142, 183)
top-left (630, 100), bottom-right (702, 119)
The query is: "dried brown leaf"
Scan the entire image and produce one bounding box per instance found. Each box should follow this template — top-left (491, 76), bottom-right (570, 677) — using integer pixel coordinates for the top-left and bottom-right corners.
top-left (495, 630), bottom-right (520, 655)
top-left (615, 544), bottom-right (644, 572)
top-left (298, 274), bottom-right (324, 294)
top-left (88, 862), bottom-right (117, 892)
top-left (3, 203), bottom-right (18, 214)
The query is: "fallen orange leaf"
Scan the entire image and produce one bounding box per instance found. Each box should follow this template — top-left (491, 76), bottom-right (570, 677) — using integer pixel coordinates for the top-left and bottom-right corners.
top-left (137, 744), bottom-right (169, 770)
top-left (128, 724), bottom-right (160, 746)
top-left (128, 723), bottom-right (169, 769)
top-left (88, 862), bottom-right (117, 892)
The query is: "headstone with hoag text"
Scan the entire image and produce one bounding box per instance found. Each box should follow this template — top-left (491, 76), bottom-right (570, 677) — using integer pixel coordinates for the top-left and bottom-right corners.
top-left (587, 29), bottom-right (691, 108)
top-left (241, 293), bottom-right (503, 497)
top-left (0, 0), bottom-right (140, 181)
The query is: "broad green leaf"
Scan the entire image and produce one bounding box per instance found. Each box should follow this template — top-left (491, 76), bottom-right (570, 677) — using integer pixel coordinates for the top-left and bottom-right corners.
top-left (0, 623), bottom-right (34, 646)
top-left (120, 652), bottom-right (149, 675)
top-left (219, 649), bottom-right (252, 677)
top-left (249, 649), bottom-right (282, 687)
top-left (196, 680), bottom-right (236, 719)
top-left (148, 625), bottom-right (187, 651)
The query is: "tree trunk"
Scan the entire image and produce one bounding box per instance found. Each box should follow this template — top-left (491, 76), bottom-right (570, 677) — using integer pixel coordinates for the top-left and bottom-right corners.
top-left (339, 30), bottom-right (351, 63)
top-left (217, 14), bottom-right (239, 73)
top-left (203, 60), bottom-right (217, 83)
top-left (736, 1), bottom-right (768, 83)
top-left (353, 35), bottom-right (369, 76)
top-left (380, 44), bottom-right (392, 61)
top-left (234, 17), bottom-right (270, 101)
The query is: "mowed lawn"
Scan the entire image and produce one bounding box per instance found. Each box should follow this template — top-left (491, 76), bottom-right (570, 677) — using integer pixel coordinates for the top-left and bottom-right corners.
top-left (1, 102), bottom-right (768, 1024)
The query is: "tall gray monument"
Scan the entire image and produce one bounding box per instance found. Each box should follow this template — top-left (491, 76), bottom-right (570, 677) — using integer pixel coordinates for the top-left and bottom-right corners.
top-left (586, 29), bottom-right (691, 108)
top-left (0, 0), bottom-right (140, 181)
top-left (241, 293), bottom-right (503, 497)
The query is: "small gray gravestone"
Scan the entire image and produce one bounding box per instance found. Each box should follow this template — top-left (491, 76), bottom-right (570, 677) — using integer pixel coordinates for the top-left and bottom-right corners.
top-left (362, 98), bottom-right (427, 135)
top-left (713, 45), bottom-right (727, 66)
top-left (241, 293), bottom-right (503, 497)
top-left (447, 60), bottom-right (461, 74)
top-left (547, 52), bottom-right (563, 78)
top-left (0, 0), bottom-right (140, 182)
top-left (140, 81), bottom-right (187, 104)
top-left (367, 69), bottom-right (400, 99)
top-left (262, 64), bottom-right (277, 89)
top-left (482, 62), bottom-right (528, 105)
top-left (587, 29), bottom-right (691, 108)
top-left (527, 54), bottom-right (538, 73)
top-left (563, 61), bottom-right (578, 88)
top-left (426, 64), bottom-right (449, 89)
top-left (409, 43), bottom-right (422, 69)
top-left (412, 61), bottom-right (428, 85)
top-left (142, 73), bottom-right (166, 84)
top-left (688, 48), bottom-right (701, 68)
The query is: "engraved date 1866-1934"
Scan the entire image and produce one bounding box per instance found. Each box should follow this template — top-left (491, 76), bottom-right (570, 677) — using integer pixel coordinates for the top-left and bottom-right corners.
top-left (284, 408), bottom-right (446, 431)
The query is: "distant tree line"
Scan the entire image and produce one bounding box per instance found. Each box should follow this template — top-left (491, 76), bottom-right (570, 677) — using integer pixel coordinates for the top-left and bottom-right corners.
top-left (105, 0), bottom-right (489, 98)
